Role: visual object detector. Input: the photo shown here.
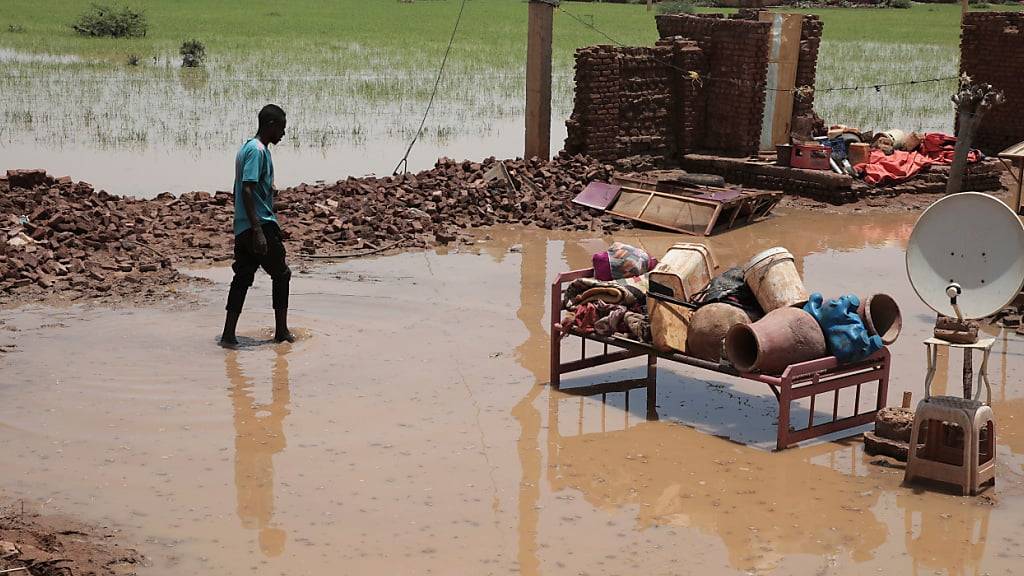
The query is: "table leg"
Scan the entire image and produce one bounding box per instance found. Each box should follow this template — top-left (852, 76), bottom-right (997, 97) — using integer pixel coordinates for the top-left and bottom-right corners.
top-left (963, 347), bottom-right (973, 400)
top-left (924, 343), bottom-right (937, 400)
top-left (1016, 161), bottom-right (1024, 215)
top-left (979, 346), bottom-right (993, 405)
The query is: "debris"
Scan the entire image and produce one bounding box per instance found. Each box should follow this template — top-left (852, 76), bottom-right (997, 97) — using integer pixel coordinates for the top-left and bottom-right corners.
top-left (0, 156), bottom-right (630, 300)
top-left (6, 233), bottom-right (35, 247)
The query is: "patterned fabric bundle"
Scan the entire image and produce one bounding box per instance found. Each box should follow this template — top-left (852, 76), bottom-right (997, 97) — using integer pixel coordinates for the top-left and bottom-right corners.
top-left (593, 242), bottom-right (658, 281)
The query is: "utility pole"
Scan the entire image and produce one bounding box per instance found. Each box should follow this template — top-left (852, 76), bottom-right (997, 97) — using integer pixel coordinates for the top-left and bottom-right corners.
top-left (962, 0), bottom-right (968, 22)
top-left (526, 0), bottom-right (557, 160)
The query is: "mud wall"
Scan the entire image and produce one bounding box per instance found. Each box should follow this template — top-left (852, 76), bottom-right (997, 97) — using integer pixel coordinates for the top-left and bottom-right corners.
top-left (566, 13), bottom-right (821, 163)
top-left (960, 13), bottom-right (1024, 154)
top-left (793, 15), bottom-right (823, 121)
top-left (564, 45), bottom-right (677, 162)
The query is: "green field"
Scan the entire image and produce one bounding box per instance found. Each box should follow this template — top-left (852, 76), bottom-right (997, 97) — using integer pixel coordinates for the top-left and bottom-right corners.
top-left (0, 1), bottom-right (1019, 191)
top-left (0, 1), bottom-right (995, 64)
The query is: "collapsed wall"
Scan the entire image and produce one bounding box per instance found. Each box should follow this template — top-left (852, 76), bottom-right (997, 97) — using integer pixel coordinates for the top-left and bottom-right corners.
top-left (655, 13), bottom-right (770, 155)
top-left (565, 12), bottom-right (823, 163)
top-left (564, 45), bottom-right (676, 161)
top-left (960, 12), bottom-right (1024, 154)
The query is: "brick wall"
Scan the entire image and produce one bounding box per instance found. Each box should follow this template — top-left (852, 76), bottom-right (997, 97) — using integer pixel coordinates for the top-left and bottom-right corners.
top-left (794, 15), bottom-right (822, 119)
top-left (564, 45), bottom-right (676, 162)
top-left (960, 13), bottom-right (1024, 154)
top-left (704, 18), bottom-right (769, 154)
top-left (566, 12), bottom-right (821, 162)
top-left (657, 13), bottom-right (773, 155)
top-left (662, 38), bottom-right (708, 155)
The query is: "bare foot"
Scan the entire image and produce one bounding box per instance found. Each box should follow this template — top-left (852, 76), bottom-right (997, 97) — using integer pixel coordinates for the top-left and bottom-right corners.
top-left (274, 331), bottom-right (295, 343)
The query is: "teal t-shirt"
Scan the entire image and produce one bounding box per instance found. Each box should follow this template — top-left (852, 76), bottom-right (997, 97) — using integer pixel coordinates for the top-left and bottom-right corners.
top-left (233, 137), bottom-right (277, 235)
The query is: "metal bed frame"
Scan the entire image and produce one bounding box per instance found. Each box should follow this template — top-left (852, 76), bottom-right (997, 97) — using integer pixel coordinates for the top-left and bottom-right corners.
top-left (551, 268), bottom-right (892, 450)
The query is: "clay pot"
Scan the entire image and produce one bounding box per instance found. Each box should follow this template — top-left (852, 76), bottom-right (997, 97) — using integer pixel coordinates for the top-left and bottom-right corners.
top-left (686, 303), bottom-right (752, 362)
top-left (857, 293), bottom-right (902, 344)
top-left (725, 307), bottom-right (826, 375)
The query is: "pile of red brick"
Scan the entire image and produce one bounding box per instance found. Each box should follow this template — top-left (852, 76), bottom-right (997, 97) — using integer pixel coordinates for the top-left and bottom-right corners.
top-left (0, 156), bottom-right (629, 300)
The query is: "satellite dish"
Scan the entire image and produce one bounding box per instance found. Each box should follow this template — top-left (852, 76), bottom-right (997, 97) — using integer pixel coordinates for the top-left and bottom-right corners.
top-left (907, 192), bottom-right (1024, 320)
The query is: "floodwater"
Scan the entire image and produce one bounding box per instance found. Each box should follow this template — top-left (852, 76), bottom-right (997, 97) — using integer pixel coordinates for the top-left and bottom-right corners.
top-left (0, 38), bottom-right (959, 199)
top-left (3, 209), bottom-right (1024, 575)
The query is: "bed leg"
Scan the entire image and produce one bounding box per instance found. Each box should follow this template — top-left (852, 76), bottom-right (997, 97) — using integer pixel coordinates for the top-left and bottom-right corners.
top-left (646, 354), bottom-right (658, 421)
top-left (877, 349), bottom-right (891, 410)
top-left (550, 281), bottom-right (562, 390)
top-left (777, 376), bottom-right (792, 451)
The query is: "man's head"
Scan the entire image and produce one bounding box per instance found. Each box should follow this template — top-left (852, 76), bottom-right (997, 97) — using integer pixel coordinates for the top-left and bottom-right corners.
top-left (257, 104), bottom-right (287, 145)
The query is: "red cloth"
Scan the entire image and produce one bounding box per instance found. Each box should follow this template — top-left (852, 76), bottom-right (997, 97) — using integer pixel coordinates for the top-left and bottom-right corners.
top-left (919, 132), bottom-right (979, 164)
top-left (857, 149), bottom-right (931, 185)
top-left (855, 132), bottom-right (980, 185)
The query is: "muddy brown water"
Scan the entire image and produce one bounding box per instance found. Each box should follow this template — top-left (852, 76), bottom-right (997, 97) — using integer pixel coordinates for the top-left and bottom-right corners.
top-left (3, 208), bottom-right (1024, 575)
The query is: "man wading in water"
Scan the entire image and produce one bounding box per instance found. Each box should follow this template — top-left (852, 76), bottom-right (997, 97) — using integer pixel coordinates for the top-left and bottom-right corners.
top-left (220, 104), bottom-right (295, 346)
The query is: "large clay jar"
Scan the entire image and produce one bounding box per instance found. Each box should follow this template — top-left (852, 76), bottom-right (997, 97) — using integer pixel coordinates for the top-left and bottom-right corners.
top-left (686, 303), bottom-right (752, 362)
top-left (857, 293), bottom-right (902, 345)
top-left (725, 307), bottom-right (826, 375)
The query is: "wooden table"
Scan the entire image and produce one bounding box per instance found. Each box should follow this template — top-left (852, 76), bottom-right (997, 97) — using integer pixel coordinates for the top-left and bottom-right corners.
top-left (997, 140), bottom-right (1024, 215)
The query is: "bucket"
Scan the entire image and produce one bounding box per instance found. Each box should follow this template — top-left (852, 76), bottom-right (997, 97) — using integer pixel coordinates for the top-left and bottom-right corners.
top-left (857, 293), bottom-right (902, 345)
top-left (724, 307), bottom-right (826, 374)
top-left (743, 247), bottom-right (808, 312)
top-left (649, 243), bottom-right (715, 353)
top-left (848, 142), bottom-right (870, 165)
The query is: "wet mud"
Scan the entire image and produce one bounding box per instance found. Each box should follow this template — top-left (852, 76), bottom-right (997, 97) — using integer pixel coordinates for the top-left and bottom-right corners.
top-left (3, 208), bottom-right (1024, 575)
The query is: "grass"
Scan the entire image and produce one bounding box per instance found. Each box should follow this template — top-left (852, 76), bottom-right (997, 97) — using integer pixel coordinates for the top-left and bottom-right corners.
top-left (0, 1), bottom-right (1021, 154)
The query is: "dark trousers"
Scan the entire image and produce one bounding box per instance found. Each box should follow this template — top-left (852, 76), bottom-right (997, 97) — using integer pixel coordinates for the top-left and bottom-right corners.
top-left (226, 223), bottom-right (291, 313)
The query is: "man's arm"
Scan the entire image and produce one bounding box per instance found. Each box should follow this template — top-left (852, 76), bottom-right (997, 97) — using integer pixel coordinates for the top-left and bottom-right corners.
top-left (241, 182), bottom-right (267, 255)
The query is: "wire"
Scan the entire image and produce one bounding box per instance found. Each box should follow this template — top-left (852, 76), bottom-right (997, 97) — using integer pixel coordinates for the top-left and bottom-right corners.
top-left (555, 3), bottom-right (959, 95)
top-left (392, 0), bottom-right (469, 175)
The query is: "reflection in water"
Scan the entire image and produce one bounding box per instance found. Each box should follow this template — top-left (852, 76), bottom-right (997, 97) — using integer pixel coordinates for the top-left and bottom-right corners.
top-left (897, 492), bottom-right (991, 576)
top-left (511, 235), bottom-right (549, 576)
top-left (225, 347), bottom-right (292, 557)
top-left (178, 67), bottom-right (211, 94)
top-left (544, 396), bottom-right (887, 573)
top-left (506, 222), bottom-right (922, 575)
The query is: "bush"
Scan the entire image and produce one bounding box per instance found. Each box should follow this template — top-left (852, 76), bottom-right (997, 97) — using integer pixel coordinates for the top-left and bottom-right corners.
top-left (888, 0), bottom-right (912, 8)
top-left (8, 24), bottom-right (25, 33)
top-left (657, 0), bottom-right (696, 14)
top-left (179, 39), bottom-right (206, 68)
top-left (72, 4), bottom-right (148, 38)
top-left (126, 53), bottom-right (140, 66)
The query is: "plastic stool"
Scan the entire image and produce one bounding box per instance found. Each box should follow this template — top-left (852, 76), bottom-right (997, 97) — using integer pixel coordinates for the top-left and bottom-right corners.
top-left (905, 338), bottom-right (997, 495)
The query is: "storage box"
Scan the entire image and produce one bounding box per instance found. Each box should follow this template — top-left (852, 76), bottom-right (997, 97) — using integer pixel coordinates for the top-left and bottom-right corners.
top-left (649, 243), bottom-right (715, 352)
top-left (790, 144), bottom-right (831, 170)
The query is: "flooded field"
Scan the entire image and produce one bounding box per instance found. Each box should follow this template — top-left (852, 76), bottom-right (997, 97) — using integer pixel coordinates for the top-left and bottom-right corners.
top-left (0, 2), bottom-right (973, 198)
top-left (4, 208), bottom-right (1024, 575)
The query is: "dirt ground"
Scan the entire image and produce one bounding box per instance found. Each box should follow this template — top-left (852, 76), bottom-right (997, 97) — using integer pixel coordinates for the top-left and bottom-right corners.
top-left (5, 205), bottom-right (1024, 575)
top-left (0, 499), bottom-right (142, 576)
top-left (4, 170), bottom-right (1024, 574)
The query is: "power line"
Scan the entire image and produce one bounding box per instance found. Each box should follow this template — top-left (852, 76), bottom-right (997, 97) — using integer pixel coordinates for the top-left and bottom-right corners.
top-left (392, 0), bottom-right (469, 175)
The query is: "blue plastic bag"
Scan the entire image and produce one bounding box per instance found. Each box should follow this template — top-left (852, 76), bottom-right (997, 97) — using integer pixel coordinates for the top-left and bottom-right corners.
top-left (803, 293), bottom-right (883, 364)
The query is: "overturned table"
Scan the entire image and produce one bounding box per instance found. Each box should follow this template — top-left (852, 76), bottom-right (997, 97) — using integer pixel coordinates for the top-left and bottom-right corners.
top-left (551, 268), bottom-right (892, 450)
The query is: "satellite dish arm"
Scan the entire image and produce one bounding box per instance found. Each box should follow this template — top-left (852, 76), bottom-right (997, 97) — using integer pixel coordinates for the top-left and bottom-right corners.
top-left (946, 283), bottom-right (964, 321)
